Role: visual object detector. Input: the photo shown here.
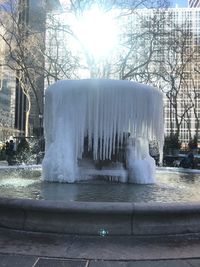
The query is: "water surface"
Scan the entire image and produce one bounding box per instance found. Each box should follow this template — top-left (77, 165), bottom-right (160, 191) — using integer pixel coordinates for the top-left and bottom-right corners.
top-left (0, 168), bottom-right (199, 203)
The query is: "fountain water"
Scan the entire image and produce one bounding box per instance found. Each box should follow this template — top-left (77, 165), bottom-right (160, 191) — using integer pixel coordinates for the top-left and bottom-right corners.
top-left (42, 79), bottom-right (164, 183)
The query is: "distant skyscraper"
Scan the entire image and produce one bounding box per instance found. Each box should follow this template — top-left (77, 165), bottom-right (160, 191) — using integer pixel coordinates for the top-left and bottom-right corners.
top-left (189, 0), bottom-right (200, 7)
top-left (134, 8), bottom-right (200, 144)
top-left (14, 0), bottom-right (61, 136)
top-left (0, 11), bottom-right (19, 140)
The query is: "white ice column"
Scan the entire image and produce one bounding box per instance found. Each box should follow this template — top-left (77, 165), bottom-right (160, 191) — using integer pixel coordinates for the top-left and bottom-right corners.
top-left (42, 117), bottom-right (77, 183)
top-left (126, 137), bottom-right (156, 184)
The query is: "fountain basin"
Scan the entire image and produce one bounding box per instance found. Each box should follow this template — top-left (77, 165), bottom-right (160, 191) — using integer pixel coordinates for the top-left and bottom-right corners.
top-left (1, 197), bottom-right (200, 236)
top-left (0, 166), bottom-right (200, 236)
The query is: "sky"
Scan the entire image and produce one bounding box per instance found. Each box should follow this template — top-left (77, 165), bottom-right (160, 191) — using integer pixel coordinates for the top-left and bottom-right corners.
top-left (171, 0), bottom-right (188, 7)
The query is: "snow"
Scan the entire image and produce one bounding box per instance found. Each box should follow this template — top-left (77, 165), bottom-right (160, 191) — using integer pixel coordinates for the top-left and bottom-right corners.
top-left (42, 79), bottom-right (164, 183)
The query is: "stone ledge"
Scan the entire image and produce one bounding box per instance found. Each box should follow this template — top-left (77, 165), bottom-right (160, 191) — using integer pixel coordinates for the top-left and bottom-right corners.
top-left (0, 197), bottom-right (133, 214)
top-left (1, 198), bottom-right (200, 236)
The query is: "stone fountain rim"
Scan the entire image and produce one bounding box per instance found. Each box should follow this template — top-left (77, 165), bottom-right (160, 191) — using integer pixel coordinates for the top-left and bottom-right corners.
top-left (1, 165), bottom-right (200, 236)
top-left (1, 196), bottom-right (200, 214)
top-left (1, 196), bottom-right (200, 236)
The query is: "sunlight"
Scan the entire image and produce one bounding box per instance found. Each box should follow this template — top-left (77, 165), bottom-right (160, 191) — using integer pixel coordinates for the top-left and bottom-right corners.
top-left (73, 6), bottom-right (119, 60)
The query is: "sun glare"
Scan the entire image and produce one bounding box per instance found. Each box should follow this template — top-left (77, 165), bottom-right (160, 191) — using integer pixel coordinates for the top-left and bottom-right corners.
top-left (73, 6), bottom-right (119, 59)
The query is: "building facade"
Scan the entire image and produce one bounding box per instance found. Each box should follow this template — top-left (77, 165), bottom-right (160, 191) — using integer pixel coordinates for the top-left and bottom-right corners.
top-left (189, 0), bottom-right (200, 7)
top-left (0, 14), bottom-right (19, 141)
top-left (15, 0), bottom-right (61, 137)
top-left (0, 0), bottom-right (61, 140)
top-left (148, 8), bottom-right (200, 144)
top-left (122, 7), bottom-right (200, 144)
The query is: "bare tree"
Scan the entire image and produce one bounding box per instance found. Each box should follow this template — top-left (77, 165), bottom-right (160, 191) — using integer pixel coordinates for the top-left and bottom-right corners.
top-left (0, 0), bottom-right (79, 136)
top-left (0, 0), bottom-right (45, 135)
top-left (185, 72), bottom-right (200, 144)
top-left (58, 0), bottom-right (171, 78)
top-left (2, 0), bottom-right (197, 144)
top-left (115, 9), bottom-right (167, 81)
top-left (152, 19), bottom-right (196, 139)
top-left (112, 7), bottom-right (198, 144)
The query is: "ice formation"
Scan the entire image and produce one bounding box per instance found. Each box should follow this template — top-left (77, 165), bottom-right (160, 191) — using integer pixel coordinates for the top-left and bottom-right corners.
top-left (42, 79), bottom-right (164, 183)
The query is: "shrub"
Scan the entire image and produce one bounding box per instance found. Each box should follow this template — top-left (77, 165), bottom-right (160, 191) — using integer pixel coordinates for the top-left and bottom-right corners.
top-left (164, 134), bottom-right (181, 154)
top-left (188, 135), bottom-right (198, 150)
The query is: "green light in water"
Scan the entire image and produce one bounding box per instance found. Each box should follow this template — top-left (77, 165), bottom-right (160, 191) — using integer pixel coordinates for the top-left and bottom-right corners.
top-left (99, 228), bottom-right (109, 236)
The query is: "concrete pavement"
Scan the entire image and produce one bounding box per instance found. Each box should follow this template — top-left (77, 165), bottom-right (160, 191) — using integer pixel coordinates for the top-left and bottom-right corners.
top-left (1, 255), bottom-right (200, 267)
top-left (0, 228), bottom-right (200, 266)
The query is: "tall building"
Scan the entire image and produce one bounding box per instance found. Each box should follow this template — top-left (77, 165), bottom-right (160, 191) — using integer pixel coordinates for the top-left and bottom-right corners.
top-left (189, 0), bottom-right (200, 7)
top-left (125, 8), bottom-right (200, 144)
top-left (0, 0), bottom-right (61, 140)
top-left (0, 14), bottom-right (20, 140)
top-left (0, 61), bottom-right (17, 141)
top-left (14, 0), bottom-right (61, 137)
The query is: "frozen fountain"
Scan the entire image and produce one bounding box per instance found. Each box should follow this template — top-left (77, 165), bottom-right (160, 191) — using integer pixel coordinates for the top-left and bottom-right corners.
top-left (1, 79), bottom-right (200, 238)
top-left (42, 79), bottom-right (164, 183)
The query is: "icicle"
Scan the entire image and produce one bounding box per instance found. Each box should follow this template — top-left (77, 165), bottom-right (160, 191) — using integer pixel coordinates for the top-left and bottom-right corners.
top-left (42, 79), bottom-right (164, 183)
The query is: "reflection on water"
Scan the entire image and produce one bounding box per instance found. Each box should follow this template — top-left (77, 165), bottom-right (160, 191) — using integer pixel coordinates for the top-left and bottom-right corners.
top-left (0, 169), bottom-right (200, 203)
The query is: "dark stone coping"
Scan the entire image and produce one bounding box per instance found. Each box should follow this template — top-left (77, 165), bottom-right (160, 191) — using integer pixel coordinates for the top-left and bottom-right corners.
top-left (0, 197), bottom-right (200, 214)
top-left (1, 197), bottom-right (200, 235)
top-left (0, 197), bottom-right (133, 214)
